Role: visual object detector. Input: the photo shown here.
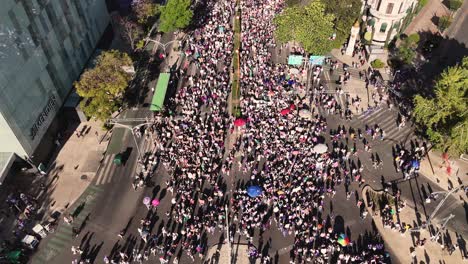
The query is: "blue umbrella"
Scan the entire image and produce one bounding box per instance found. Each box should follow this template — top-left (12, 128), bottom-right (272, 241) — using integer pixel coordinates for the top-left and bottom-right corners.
top-left (411, 160), bottom-right (420, 169)
top-left (247, 186), bottom-right (263, 197)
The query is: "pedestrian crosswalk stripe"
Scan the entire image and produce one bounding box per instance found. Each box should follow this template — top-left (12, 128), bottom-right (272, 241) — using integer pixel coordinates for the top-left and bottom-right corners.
top-left (76, 209), bottom-right (92, 221)
top-left (378, 114), bottom-right (397, 130)
top-left (54, 233), bottom-right (71, 242)
top-left (96, 155), bottom-right (113, 185)
top-left (96, 155), bottom-right (111, 184)
top-left (49, 233), bottom-right (70, 244)
top-left (394, 129), bottom-right (414, 142)
top-left (46, 238), bottom-right (66, 248)
top-left (33, 255), bottom-right (47, 264)
top-left (88, 184), bottom-right (103, 192)
top-left (41, 247), bottom-right (60, 261)
top-left (358, 108), bottom-right (386, 123)
top-left (61, 224), bottom-right (73, 232)
top-left (357, 107), bottom-right (384, 119)
top-left (384, 125), bottom-right (404, 139)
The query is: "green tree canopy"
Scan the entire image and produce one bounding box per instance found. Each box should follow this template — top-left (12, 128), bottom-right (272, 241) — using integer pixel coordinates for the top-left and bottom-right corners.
top-left (396, 33), bottom-right (420, 64)
top-left (274, 1), bottom-right (335, 55)
top-left (132, 0), bottom-right (160, 26)
top-left (75, 50), bottom-right (133, 121)
top-left (323, 0), bottom-right (362, 50)
top-left (413, 57), bottom-right (468, 155)
top-left (159, 0), bottom-right (193, 33)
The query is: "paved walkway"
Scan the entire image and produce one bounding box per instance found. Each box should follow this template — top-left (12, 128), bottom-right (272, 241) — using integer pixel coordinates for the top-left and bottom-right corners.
top-left (419, 150), bottom-right (468, 192)
top-left (204, 243), bottom-right (257, 264)
top-left (404, 0), bottom-right (449, 36)
top-left (363, 186), bottom-right (467, 263)
top-left (40, 120), bottom-right (108, 218)
top-left (326, 49), bottom-right (371, 114)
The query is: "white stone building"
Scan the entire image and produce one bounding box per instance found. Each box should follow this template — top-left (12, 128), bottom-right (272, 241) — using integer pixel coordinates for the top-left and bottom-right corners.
top-left (364, 0), bottom-right (417, 46)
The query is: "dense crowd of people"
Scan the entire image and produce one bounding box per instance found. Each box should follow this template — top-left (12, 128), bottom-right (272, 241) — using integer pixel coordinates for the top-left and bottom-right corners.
top-left (228, 0), bottom-right (389, 263)
top-left (71, 0), bottom-right (439, 263)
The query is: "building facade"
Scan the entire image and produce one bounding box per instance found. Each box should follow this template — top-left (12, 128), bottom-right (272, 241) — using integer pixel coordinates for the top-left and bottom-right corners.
top-left (365, 0), bottom-right (416, 46)
top-left (0, 0), bottom-right (110, 157)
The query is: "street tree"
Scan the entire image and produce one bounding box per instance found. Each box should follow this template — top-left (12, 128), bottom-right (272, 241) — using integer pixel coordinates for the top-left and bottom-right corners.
top-left (323, 0), bottom-right (362, 50)
top-left (132, 0), bottom-right (160, 26)
top-left (274, 1), bottom-right (335, 55)
top-left (117, 16), bottom-right (144, 50)
top-left (396, 33), bottom-right (420, 64)
top-left (413, 56), bottom-right (468, 155)
top-left (158, 0), bottom-right (193, 33)
top-left (75, 50), bottom-right (133, 121)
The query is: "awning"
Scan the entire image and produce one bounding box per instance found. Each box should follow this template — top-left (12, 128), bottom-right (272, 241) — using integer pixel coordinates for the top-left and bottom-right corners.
top-left (150, 73), bottom-right (170, 111)
top-left (309, 55), bottom-right (325, 65)
top-left (0, 152), bottom-right (16, 185)
top-left (288, 55), bottom-right (303, 65)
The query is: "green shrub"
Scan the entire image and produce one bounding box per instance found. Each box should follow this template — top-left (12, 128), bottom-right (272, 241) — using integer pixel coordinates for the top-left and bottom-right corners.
top-left (438, 15), bottom-right (452, 31)
top-left (449, 0), bottom-right (463, 11)
top-left (418, 0), bottom-right (429, 8)
top-left (371, 59), bottom-right (385, 68)
top-left (407, 33), bottom-right (420, 45)
top-left (233, 107), bottom-right (242, 118)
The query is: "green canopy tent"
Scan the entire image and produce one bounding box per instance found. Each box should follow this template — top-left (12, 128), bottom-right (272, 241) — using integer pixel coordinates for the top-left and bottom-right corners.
top-left (288, 55), bottom-right (303, 66)
top-left (150, 73), bottom-right (171, 111)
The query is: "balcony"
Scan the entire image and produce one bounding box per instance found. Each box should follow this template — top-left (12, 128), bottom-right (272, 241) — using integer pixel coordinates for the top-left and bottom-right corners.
top-left (369, 7), bottom-right (407, 21)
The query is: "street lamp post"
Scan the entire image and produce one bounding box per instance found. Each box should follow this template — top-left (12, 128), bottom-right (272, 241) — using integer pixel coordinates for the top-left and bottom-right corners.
top-left (109, 122), bottom-right (154, 159)
top-left (22, 155), bottom-right (40, 174)
top-left (144, 38), bottom-right (177, 56)
top-left (410, 184), bottom-right (464, 233)
top-left (225, 203), bottom-right (232, 264)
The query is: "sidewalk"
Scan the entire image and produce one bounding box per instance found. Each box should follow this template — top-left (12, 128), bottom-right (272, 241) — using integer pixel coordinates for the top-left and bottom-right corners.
top-left (363, 187), bottom-right (467, 264)
top-left (39, 120), bottom-right (108, 219)
top-left (403, 0), bottom-right (449, 36)
top-left (328, 49), bottom-right (370, 114)
top-left (204, 243), bottom-right (257, 264)
top-left (419, 150), bottom-right (468, 192)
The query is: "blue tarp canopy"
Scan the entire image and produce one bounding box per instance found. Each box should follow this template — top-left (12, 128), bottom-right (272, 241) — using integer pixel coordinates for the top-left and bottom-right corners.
top-left (247, 186), bottom-right (263, 197)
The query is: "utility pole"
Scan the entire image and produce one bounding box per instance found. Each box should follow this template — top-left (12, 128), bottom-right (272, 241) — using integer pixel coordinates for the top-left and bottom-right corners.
top-left (225, 203), bottom-right (232, 264)
top-left (430, 214), bottom-right (455, 241)
top-left (108, 120), bottom-right (156, 159)
top-left (410, 184), bottom-right (464, 232)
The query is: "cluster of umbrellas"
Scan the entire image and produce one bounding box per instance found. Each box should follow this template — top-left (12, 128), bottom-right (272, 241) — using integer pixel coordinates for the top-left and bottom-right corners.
top-left (234, 104), bottom-right (314, 128)
top-left (143, 197), bottom-right (160, 209)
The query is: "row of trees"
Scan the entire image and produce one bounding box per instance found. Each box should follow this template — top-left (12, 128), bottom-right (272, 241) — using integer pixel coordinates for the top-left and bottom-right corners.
top-left (118, 0), bottom-right (193, 51)
top-left (413, 57), bottom-right (468, 155)
top-left (75, 51), bottom-right (133, 121)
top-left (274, 0), bottom-right (361, 55)
top-left (75, 0), bottom-right (193, 121)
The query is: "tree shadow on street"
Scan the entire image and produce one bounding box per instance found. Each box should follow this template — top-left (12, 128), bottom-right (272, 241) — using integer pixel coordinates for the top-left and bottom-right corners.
top-left (392, 31), bottom-right (468, 99)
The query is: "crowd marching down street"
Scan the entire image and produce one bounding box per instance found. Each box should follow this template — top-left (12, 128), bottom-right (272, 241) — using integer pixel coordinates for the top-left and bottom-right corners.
top-left (67, 0), bottom-right (436, 263)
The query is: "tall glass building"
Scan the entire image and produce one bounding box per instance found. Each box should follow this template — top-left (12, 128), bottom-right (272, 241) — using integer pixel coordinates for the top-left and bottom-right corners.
top-left (0, 0), bottom-right (110, 161)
